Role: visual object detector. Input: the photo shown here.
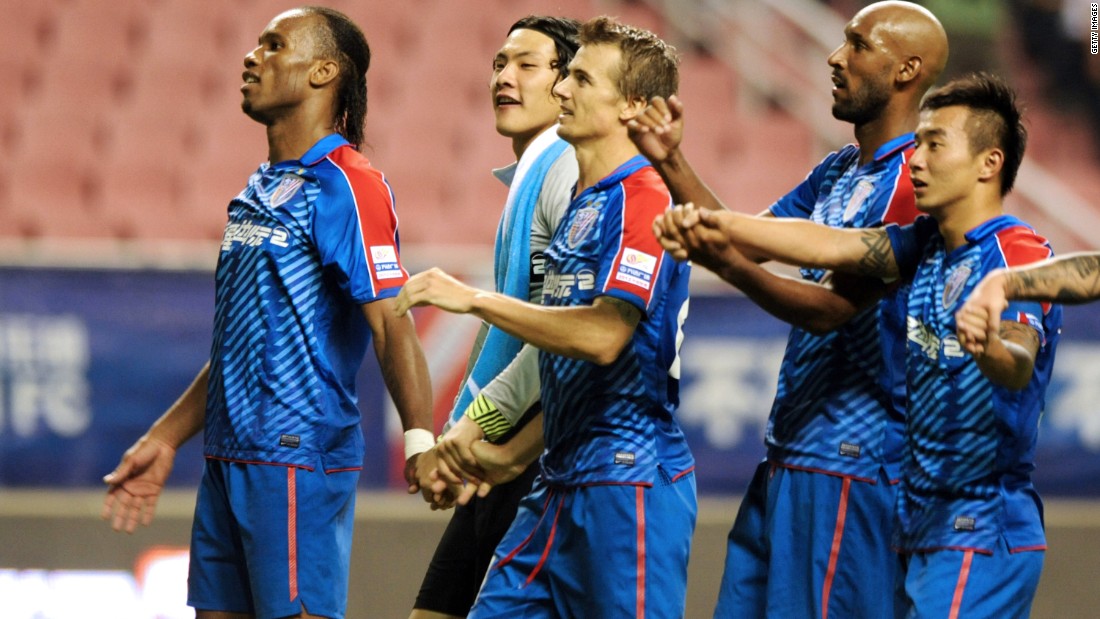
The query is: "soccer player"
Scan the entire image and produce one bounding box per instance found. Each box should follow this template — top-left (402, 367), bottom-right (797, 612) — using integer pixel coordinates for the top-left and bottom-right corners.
top-left (100, 8), bottom-right (433, 619)
top-left (409, 15), bottom-right (581, 619)
top-left (397, 17), bottom-right (694, 618)
top-left (957, 251), bottom-right (1100, 355)
top-left (657, 72), bottom-right (1060, 618)
top-left (628, 2), bottom-right (946, 616)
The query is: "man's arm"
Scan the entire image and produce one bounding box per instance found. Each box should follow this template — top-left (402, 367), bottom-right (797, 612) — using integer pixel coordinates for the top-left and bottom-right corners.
top-left (362, 298), bottom-right (434, 493)
top-left (102, 362), bottom-right (209, 533)
top-left (627, 95), bottom-right (725, 213)
top-left (440, 413), bottom-right (545, 507)
top-left (655, 203), bottom-right (901, 280)
top-left (396, 268), bottom-right (640, 366)
top-left (959, 316), bottom-right (1041, 391)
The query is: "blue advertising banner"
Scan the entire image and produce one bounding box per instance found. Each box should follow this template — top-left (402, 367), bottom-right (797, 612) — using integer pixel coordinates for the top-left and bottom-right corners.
top-left (0, 266), bottom-right (1098, 496)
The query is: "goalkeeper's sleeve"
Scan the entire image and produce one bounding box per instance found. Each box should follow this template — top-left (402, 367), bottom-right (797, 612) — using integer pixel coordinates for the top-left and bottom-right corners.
top-left (465, 343), bottom-right (541, 442)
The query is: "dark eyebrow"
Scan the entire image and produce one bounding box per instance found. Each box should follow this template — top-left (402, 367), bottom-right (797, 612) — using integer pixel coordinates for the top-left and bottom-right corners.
top-left (915, 128), bottom-right (946, 140)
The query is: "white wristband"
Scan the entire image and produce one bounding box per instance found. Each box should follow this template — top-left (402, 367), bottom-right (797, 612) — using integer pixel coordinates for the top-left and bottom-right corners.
top-left (404, 429), bottom-right (435, 460)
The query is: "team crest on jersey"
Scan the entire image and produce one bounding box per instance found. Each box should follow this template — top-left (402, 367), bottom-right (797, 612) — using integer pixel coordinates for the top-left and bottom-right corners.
top-left (370, 245), bottom-right (403, 280)
top-left (269, 174), bottom-right (305, 208)
top-left (567, 207), bottom-right (600, 248)
top-left (843, 180), bottom-right (874, 222)
top-left (942, 260), bottom-right (975, 308)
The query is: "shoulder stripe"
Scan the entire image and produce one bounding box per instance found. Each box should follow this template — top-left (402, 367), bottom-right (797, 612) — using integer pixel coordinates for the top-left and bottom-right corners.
top-left (327, 147), bottom-right (408, 295)
top-left (995, 224), bottom-right (1055, 314)
top-left (880, 149), bottom-right (919, 226)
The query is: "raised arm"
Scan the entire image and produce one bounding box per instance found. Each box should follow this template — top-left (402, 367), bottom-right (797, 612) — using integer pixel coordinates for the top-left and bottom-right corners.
top-left (627, 95), bottom-right (725, 213)
top-left (655, 203), bottom-right (901, 280)
top-left (362, 297), bottom-right (434, 493)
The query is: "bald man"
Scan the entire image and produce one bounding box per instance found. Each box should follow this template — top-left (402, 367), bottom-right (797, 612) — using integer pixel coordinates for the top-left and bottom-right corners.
top-left (627, 2), bottom-right (947, 617)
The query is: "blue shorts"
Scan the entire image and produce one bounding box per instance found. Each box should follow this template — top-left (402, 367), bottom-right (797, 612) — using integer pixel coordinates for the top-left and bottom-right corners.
top-left (898, 536), bottom-right (1043, 618)
top-left (470, 470), bottom-right (697, 619)
top-left (187, 458), bottom-right (359, 619)
top-left (715, 462), bottom-right (900, 619)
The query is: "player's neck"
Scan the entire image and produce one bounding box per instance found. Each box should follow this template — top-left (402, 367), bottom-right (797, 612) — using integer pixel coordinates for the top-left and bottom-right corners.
top-left (571, 134), bottom-right (638, 197)
top-left (932, 192), bottom-right (1004, 252)
top-left (262, 102), bottom-right (337, 163)
top-left (510, 124), bottom-right (556, 161)
top-left (853, 103), bottom-right (919, 166)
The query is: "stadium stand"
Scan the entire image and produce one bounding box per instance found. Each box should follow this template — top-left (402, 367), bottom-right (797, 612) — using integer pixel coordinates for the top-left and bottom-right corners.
top-left (0, 0), bottom-right (1096, 249)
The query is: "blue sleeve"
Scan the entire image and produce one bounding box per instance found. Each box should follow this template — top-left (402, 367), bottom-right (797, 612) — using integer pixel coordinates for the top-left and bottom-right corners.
top-left (886, 216), bottom-right (938, 280)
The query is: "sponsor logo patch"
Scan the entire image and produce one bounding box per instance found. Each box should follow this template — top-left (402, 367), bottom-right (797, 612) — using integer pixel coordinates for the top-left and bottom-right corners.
top-left (906, 316), bottom-right (965, 360)
top-left (370, 245), bottom-right (403, 280)
top-left (615, 248), bottom-right (657, 290)
top-left (544, 268), bottom-right (596, 299)
top-left (839, 442), bottom-right (862, 458)
top-left (279, 434), bottom-right (301, 448)
top-left (221, 220), bottom-right (290, 250)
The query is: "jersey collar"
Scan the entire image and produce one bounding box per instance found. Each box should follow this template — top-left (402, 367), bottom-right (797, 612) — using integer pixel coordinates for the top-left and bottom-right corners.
top-left (870, 132), bottom-right (915, 164)
top-left (963, 214), bottom-right (1029, 244)
top-left (593, 154), bottom-right (650, 191)
top-left (271, 133), bottom-right (351, 170)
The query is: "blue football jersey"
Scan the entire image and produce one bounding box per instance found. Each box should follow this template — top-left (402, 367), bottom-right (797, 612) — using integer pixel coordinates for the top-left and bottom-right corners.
top-left (538, 155), bottom-right (693, 486)
top-left (766, 134), bottom-right (919, 480)
top-left (205, 134), bottom-right (409, 471)
top-left (888, 215), bottom-right (1061, 553)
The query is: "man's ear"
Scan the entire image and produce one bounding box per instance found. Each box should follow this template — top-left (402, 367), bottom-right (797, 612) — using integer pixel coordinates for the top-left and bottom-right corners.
top-left (310, 58), bottom-right (340, 88)
top-left (978, 148), bottom-right (1004, 184)
top-left (896, 55), bottom-right (923, 87)
top-left (620, 96), bottom-right (648, 123)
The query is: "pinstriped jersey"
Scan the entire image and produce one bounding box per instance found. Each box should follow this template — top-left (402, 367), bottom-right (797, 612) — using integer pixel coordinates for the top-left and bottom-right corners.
top-left (888, 215), bottom-right (1061, 553)
top-left (766, 133), bottom-right (918, 480)
top-left (205, 134), bottom-right (408, 471)
top-left (538, 156), bottom-right (693, 486)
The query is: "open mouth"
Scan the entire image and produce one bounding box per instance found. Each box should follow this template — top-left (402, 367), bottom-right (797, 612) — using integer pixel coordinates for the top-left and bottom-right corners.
top-left (495, 95), bottom-right (520, 107)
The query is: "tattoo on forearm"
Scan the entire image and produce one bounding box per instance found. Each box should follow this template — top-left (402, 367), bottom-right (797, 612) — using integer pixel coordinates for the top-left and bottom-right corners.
top-left (856, 231), bottom-right (894, 277)
top-left (604, 297), bottom-right (641, 327)
top-left (1012, 254), bottom-right (1100, 304)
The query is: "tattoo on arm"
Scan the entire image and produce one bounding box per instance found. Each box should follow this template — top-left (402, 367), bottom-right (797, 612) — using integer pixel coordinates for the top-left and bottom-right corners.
top-left (601, 297), bottom-right (642, 328)
top-left (1013, 254), bottom-right (1100, 304)
top-left (855, 230), bottom-right (895, 278)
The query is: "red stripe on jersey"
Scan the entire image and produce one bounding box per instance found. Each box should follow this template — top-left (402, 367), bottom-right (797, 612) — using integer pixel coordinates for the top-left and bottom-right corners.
top-left (603, 167), bottom-right (673, 309)
top-left (995, 225), bottom-right (1055, 314)
top-left (882, 149), bottom-right (919, 226)
top-left (635, 486), bottom-right (647, 619)
top-left (327, 146), bottom-right (409, 294)
top-left (821, 477), bottom-right (851, 619)
top-left (287, 467), bottom-right (299, 601)
top-left (948, 550), bottom-right (974, 619)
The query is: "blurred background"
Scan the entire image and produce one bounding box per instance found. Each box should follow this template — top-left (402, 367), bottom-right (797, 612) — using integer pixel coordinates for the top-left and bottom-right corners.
top-left (1, 0), bottom-right (1098, 616)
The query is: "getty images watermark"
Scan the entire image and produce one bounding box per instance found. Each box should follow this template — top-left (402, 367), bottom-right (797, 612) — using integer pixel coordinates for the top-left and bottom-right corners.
top-left (1093, 3), bottom-right (1099, 55)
